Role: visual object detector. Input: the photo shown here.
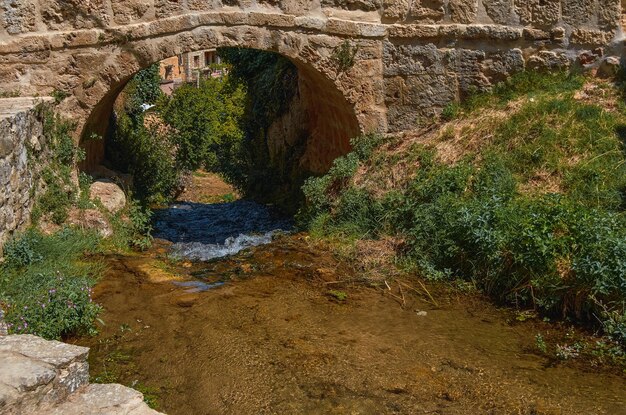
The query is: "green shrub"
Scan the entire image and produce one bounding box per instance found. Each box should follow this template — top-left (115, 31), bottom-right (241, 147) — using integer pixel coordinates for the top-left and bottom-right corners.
top-left (2, 229), bottom-right (44, 267)
top-left (1, 228), bottom-right (102, 339)
top-left (332, 40), bottom-right (358, 71)
top-left (299, 72), bottom-right (626, 344)
top-left (30, 108), bottom-right (85, 225)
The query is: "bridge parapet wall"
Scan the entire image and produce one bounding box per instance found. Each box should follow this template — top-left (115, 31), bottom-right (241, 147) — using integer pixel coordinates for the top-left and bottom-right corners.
top-left (0, 1), bottom-right (621, 152)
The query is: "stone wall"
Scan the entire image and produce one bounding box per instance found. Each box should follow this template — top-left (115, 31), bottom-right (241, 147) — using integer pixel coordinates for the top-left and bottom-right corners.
top-left (0, 334), bottom-right (162, 414)
top-left (0, 98), bottom-right (51, 252)
top-left (0, 1), bottom-right (622, 171)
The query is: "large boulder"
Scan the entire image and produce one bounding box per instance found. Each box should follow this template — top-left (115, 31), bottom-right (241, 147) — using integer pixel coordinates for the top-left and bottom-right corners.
top-left (89, 180), bottom-right (126, 214)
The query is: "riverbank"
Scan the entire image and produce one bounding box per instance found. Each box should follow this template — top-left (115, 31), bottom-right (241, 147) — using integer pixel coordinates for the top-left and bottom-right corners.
top-left (60, 170), bottom-right (626, 414)
top-left (71, 232), bottom-right (626, 414)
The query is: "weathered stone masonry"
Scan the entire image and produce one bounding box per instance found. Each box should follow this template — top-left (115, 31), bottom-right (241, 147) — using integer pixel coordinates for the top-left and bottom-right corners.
top-left (0, 334), bottom-right (162, 414)
top-left (0, 98), bottom-right (51, 251)
top-left (0, 1), bottom-right (623, 171)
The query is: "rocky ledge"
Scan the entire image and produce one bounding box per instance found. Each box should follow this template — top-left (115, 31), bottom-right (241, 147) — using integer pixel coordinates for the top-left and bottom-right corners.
top-left (0, 335), bottom-right (163, 415)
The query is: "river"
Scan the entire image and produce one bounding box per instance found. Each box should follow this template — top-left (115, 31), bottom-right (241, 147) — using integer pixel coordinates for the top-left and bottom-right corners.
top-left (71, 174), bottom-right (626, 415)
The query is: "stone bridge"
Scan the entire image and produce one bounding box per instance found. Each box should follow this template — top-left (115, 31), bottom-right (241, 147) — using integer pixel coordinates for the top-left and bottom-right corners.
top-left (0, 0), bottom-right (623, 170)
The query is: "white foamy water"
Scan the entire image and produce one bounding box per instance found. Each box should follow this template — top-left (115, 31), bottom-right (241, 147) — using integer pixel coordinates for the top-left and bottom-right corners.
top-left (153, 200), bottom-right (292, 261)
top-left (169, 230), bottom-right (285, 261)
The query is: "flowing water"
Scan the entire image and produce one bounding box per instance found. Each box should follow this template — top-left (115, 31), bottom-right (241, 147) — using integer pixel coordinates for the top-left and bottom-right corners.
top-left (72, 186), bottom-right (626, 414)
top-left (153, 200), bottom-right (292, 261)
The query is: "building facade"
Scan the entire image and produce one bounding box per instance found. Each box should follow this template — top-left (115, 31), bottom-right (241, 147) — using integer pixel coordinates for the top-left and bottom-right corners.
top-left (158, 49), bottom-right (225, 94)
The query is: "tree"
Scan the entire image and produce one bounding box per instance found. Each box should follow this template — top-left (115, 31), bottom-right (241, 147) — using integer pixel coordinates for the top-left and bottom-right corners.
top-left (158, 76), bottom-right (246, 174)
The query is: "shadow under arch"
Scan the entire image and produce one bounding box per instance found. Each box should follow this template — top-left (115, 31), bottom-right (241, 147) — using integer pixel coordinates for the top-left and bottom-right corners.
top-left (80, 44), bottom-right (361, 177)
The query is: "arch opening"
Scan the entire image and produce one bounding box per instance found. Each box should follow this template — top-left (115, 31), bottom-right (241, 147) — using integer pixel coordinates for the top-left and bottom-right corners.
top-left (80, 45), bottom-right (361, 211)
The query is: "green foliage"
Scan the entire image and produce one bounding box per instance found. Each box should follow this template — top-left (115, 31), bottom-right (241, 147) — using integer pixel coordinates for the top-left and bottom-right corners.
top-left (299, 135), bottom-right (387, 237)
top-left (219, 48), bottom-right (298, 131)
top-left (126, 201), bottom-right (154, 250)
top-left (52, 90), bottom-right (69, 104)
top-left (218, 48), bottom-right (306, 209)
top-left (535, 334), bottom-right (548, 354)
top-left (31, 109), bottom-right (85, 225)
top-left (109, 64), bottom-right (249, 205)
top-left (105, 65), bottom-right (180, 204)
top-left (110, 50), bottom-right (305, 211)
top-left (445, 71), bottom-right (585, 119)
top-left (0, 228), bottom-right (102, 340)
top-left (158, 76), bottom-right (246, 173)
top-left (2, 229), bottom-right (44, 267)
top-left (299, 72), bottom-right (626, 344)
top-left (124, 64), bottom-right (162, 118)
top-left (328, 290), bottom-right (348, 302)
top-left (107, 111), bottom-right (179, 205)
top-left (441, 103), bottom-right (460, 121)
top-left (134, 383), bottom-right (161, 409)
top-left (332, 40), bottom-right (358, 71)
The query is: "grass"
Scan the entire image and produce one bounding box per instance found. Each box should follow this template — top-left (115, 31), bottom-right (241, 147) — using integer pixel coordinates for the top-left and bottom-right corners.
top-left (0, 228), bottom-right (103, 339)
top-left (0, 107), bottom-right (155, 340)
top-left (300, 71), bottom-right (626, 346)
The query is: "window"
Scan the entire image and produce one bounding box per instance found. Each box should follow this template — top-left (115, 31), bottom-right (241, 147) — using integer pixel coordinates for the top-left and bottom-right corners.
top-left (205, 51), bottom-right (212, 66)
top-left (193, 55), bottom-right (200, 68)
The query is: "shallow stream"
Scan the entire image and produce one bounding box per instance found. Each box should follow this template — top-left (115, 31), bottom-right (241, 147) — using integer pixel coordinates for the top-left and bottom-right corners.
top-left (73, 197), bottom-right (626, 415)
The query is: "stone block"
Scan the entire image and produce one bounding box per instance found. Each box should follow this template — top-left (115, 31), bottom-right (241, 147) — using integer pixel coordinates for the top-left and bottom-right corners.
top-left (570, 28), bottom-right (613, 47)
top-left (514, 0), bottom-right (560, 28)
top-left (527, 50), bottom-right (571, 71)
top-left (0, 382), bottom-right (18, 408)
top-left (449, 0), bottom-right (478, 24)
top-left (278, 0), bottom-right (318, 15)
top-left (321, 0), bottom-right (383, 11)
top-left (0, 335), bottom-right (89, 368)
top-left (383, 42), bottom-right (447, 76)
top-left (561, 0), bottom-right (594, 26)
top-left (597, 56), bottom-right (621, 78)
top-left (455, 49), bottom-right (490, 96)
top-left (188, 0), bottom-right (222, 10)
top-left (382, 0), bottom-right (411, 22)
top-left (248, 12), bottom-right (296, 27)
top-left (89, 180), bottom-right (126, 214)
top-left (325, 18), bottom-right (361, 36)
top-left (388, 24), bottom-right (438, 38)
top-left (464, 24), bottom-right (521, 41)
top-left (523, 27), bottom-right (550, 40)
top-left (41, 0), bottom-right (111, 30)
top-left (112, 0), bottom-right (153, 25)
top-left (42, 383), bottom-right (162, 415)
top-left (483, 49), bottom-right (525, 82)
top-left (597, 0), bottom-right (621, 31)
top-left (385, 73), bottom-right (457, 130)
top-left (155, 0), bottom-right (184, 18)
top-left (1, 0), bottom-right (36, 34)
top-left (482, 0), bottom-right (513, 25)
top-left (0, 351), bottom-right (56, 392)
top-left (409, 0), bottom-right (445, 22)
top-left (295, 16), bottom-right (327, 30)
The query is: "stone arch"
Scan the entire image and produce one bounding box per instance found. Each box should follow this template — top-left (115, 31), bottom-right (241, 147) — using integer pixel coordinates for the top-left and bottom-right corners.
top-left (71, 25), bottom-right (381, 172)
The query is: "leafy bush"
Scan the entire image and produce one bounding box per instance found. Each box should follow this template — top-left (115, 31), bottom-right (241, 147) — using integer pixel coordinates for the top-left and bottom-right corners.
top-left (2, 229), bottom-right (44, 267)
top-left (30, 108), bottom-right (86, 225)
top-left (218, 48), bottom-right (306, 211)
top-left (0, 228), bottom-right (102, 339)
top-left (158, 76), bottom-right (246, 174)
top-left (299, 72), bottom-right (626, 344)
top-left (107, 111), bottom-right (180, 205)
